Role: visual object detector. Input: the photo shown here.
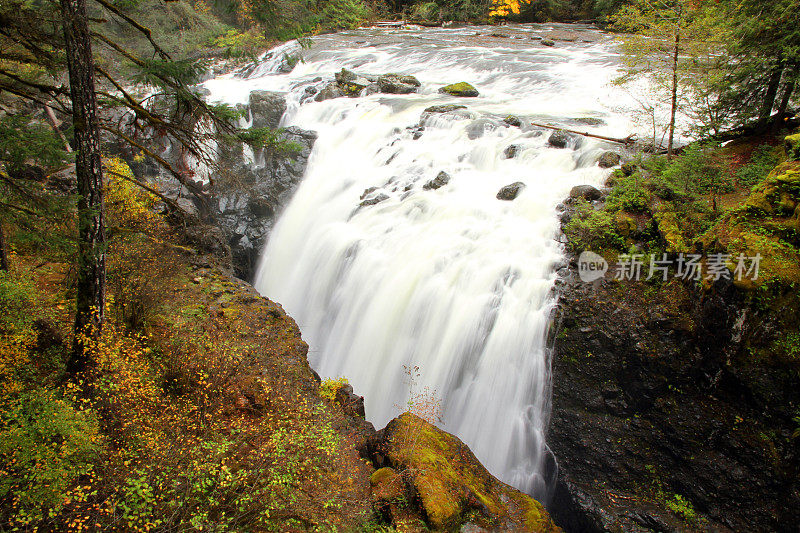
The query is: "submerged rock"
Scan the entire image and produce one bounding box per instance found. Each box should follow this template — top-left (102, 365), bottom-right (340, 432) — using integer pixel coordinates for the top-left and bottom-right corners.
top-left (504, 144), bottom-right (520, 159)
top-left (423, 171), bottom-right (451, 190)
top-left (360, 193), bottom-right (389, 207)
top-left (598, 151), bottom-right (621, 168)
top-left (439, 82), bottom-right (479, 97)
top-left (497, 181), bottom-right (526, 200)
top-left (541, 39), bottom-right (556, 47)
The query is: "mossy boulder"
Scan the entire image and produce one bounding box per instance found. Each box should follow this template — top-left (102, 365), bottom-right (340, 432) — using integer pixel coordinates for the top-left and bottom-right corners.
top-left (378, 413), bottom-right (560, 532)
top-left (744, 162), bottom-right (800, 216)
top-left (785, 132), bottom-right (800, 161)
top-left (439, 82), bottom-right (479, 97)
top-left (653, 202), bottom-right (688, 253)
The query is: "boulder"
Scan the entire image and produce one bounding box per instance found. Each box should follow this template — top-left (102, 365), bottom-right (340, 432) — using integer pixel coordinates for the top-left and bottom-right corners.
top-left (541, 39), bottom-right (556, 46)
top-left (504, 144), bottom-right (520, 159)
top-left (548, 129), bottom-right (571, 148)
top-left (504, 115), bottom-right (523, 127)
top-left (497, 181), bottom-right (526, 200)
top-left (423, 171), bottom-right (451, 190)
top-left (569, 184), bottom-right (602, 201)
top-left (439, 82), bottom-right (479, 97)
top-left (374, 413), bottom-right (560, 532)
top-left (377, 74), bottom-right (421, 94)
top-left (598, 151), bottom-right (621, 168)
top-left (248, 90), bottom-right (286, 129)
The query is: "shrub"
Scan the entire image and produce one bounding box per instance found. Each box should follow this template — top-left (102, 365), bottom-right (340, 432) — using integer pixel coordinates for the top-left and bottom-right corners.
top-left (0, 390), bottom-right (102, 526)
top-left (564, 199), bottom-right (625, 253)
top-left (660, 143), bottom-right (733, 195)
top-left (735, 145), bottom-right (782, 188)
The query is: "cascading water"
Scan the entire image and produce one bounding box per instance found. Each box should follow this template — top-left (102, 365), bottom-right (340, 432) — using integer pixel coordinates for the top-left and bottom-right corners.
top-left (205, 23), bottom-right (640, 499)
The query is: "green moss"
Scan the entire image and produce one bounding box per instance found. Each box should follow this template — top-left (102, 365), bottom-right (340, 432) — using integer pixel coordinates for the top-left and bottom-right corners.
top-left (652, 204), bottom-right (688, 253)
top-left (786, 132), bottom-right (800, 161)
top-left (439, 82), bottom-right (479, 97)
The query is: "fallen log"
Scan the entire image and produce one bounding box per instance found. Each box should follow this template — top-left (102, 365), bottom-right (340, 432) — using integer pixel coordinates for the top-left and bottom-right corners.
top-left (529, 121), bottom-right (638, 145)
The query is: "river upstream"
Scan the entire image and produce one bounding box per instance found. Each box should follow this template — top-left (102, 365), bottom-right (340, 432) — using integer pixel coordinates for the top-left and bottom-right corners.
top-left (205, 23), bottom-right (642, 500)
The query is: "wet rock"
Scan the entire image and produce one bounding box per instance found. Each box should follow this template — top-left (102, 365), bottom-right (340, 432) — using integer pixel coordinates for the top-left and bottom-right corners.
top-left (211, 126), bottom-right (317, 280)
top-left (423, 171), bottom-right (451, 190)
top-left (360, 186), bottom-right (379, 200)
top-left (248, 90), bottom-right (286, 129)
top-left (541, 39), bottom-right (556, 46)
top-left (424, 104), bottom-right (468, 114)
top-left (490, 32), bottom-right (510, 38)
top-left (496, 181), bottom-right (526, 200)
top-left (439, 82), bottom-right (479, 97)
top-left (569, 184), bottom-right (602, 201)
top-left (314, 82), bottom-right (345, 102)
top-left (360, 193), bottom-right (389, 207)
top-left (377, 73), bottom-right (421, 94)
top-left (466, 118), bottom-right (498, 139)
top-left (504, 144), bottom-right (520, 159)
top-left (548, 129), bottom-right (571, 148)
top-left (598, 151), bottom-right (621, 168)
top-left (504, 115), bottom-right (523, 127)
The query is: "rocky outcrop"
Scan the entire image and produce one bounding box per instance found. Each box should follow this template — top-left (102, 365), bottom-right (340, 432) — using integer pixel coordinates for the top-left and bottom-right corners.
top-left (439, 82), bottom-right (480, 97)
top-left (248, 90), bottom-right (286, 129)
top-left (377, 73), bottom-right (421, 94)
top-left (549, 197), bottom-right (800, 531)
top-left (364, 413), bottom-right (561, 532)
top-left (211, 125), bottom-right (317, 280)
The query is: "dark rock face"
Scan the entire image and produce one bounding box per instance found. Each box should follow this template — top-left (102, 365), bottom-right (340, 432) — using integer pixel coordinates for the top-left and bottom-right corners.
top-left (423, 171), bottom-right (451, 190)
top-left (497, 181), bottom-right (526, 200)
top-left (549, 130), bottom-right (571, 148)
top-left (549, 236), bottom-right (800, 531)
top-left (598, 151), bottom-right (621, 168)
top-left (212, 126), bottom-right (317, 280)
top-left (569, 184), bottom-right (602, 201)
top-left (248, 90), bottom-right (286, 129)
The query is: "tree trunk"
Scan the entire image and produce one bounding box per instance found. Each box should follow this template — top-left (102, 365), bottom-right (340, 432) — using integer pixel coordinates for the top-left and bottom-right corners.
top-left (0, 223), bottom-right (8, 272)
top-left (758, 62), bottom-right (784, 130)
top-left (775, 63), bottom-right (798, 126)
top-left (667, 29), bottom-right (680, 160)
top-left (61, 0), bottom-right (106, 373)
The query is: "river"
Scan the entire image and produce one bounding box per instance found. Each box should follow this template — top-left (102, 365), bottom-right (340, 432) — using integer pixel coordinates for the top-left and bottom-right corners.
top-left (205, 22), bottom-right (640, 500)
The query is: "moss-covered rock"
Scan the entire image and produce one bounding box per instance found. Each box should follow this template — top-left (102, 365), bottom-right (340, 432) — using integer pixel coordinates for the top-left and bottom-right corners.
top-left (785, 132), bottom-right (800, 161)
top-left (378, 413), bottom-right (560, 532)
top-left (438, 82), bottom-right (479, 97)
top-left (652, 202), bottom-right (688, 253)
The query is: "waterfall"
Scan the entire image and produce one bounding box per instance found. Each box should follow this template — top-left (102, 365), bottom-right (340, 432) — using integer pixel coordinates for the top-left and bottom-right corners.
top-left (205, 23), bottom-right (637, 499)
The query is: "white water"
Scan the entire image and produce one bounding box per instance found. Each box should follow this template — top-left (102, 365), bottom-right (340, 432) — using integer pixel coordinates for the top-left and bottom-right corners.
top-left (205, 23), bottom-right (641, 498)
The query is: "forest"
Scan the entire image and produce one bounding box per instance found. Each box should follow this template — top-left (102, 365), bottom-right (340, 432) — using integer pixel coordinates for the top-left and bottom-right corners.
top-left (1, 0), bottom-right (799, 531)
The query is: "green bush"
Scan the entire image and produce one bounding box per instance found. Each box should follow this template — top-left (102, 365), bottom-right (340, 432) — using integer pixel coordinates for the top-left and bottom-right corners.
top-left (660, 143), bottom-right (733, 195)
top-left (735, 145), bottom-right (782, 188)
top-left (564, 199), bottom-right (625, 253)
top-left (0, 390), bottom-right (102, 525)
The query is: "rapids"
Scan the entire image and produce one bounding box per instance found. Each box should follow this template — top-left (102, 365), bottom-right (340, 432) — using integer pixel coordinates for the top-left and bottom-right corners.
top-left (205, 23), bottom-right (643, 499)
